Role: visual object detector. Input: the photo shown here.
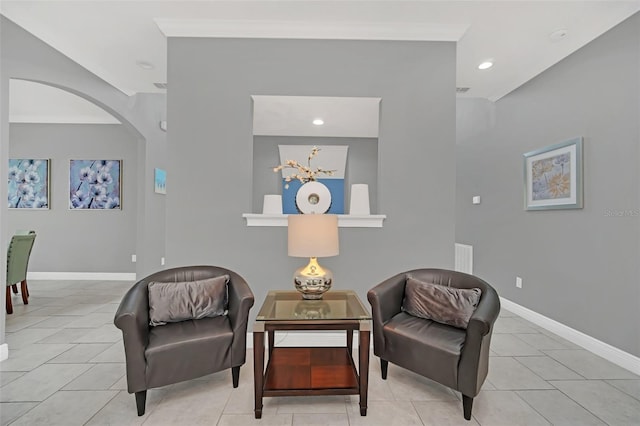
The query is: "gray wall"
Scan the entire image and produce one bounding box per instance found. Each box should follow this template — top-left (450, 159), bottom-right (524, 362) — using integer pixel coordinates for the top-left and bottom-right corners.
top-left (1, 16), bottom-right (167, 347)
top-left (130, 93), bottom-right (168, 276)
top-left (252, 136), bottom-right (379, 214)
top-left (0, 17), bottom-right (168, 280)
top-left (0, 46), bottom-right (8, 342)
top-left (9, 123), bottom-right (138, 273)
top-left (167, 38), bottom-right (456, 321)
top-left (456, 13), bottom-right (640, 356)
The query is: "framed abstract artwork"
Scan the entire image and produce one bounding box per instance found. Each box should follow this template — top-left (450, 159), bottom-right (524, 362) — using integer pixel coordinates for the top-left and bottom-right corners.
top-left (8, 159), bottom-right (50, 209)
top-left (69, 159), bottom-right (122, 209)
top-left (154, 168), bottom-right (166, 194)
top-left (524, 137), bottom-right (583, 211)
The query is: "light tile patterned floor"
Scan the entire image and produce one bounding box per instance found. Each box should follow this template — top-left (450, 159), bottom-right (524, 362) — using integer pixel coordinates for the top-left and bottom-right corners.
top-left (1, 280), bottom-right (640, 425)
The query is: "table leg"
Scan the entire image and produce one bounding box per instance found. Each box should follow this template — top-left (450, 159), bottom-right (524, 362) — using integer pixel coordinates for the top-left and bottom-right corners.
top-left (253, 326), bottom-right (265, 419)
top-left (346, 329), bottom-right (353, 356)
top-left (358, 327), bottom-right (370, 416)
top-left (268, 329), bottom-right (275, 357)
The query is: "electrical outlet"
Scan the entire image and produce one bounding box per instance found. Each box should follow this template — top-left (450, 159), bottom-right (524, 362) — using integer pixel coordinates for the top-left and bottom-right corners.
top-left (161, 257), bottom-right (165, 266)
top-left (131, 254), bottom-right (137, 263)
top-left (516, 276), bottom-right (523, 289)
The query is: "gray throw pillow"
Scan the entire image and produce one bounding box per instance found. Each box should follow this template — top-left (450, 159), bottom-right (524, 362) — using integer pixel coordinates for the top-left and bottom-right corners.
top-left (148, 275), bottom-right (229, 326)
top-left (402, 276), bottom-right (482, 329)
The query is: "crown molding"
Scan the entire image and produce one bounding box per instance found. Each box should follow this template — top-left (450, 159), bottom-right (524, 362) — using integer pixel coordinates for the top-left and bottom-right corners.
top-left (155, 19), bottom-right (467, 41)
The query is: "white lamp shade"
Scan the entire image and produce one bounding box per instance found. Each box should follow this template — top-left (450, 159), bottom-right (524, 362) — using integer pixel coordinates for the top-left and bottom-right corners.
top-left (288, 214), bottom-right (339, 258)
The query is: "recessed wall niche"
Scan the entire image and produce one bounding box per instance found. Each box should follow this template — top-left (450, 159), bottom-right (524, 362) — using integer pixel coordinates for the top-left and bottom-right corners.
top-left (250, 95), bottom-right (381, 220)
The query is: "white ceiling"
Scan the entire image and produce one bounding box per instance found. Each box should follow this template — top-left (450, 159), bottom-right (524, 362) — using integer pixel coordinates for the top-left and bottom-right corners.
top-left (2, 1), bottom-right (639, 128)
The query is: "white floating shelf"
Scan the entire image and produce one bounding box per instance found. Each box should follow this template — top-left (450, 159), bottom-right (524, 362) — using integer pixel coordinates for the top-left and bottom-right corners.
top-left (242, 213), bottom-right (386, 228)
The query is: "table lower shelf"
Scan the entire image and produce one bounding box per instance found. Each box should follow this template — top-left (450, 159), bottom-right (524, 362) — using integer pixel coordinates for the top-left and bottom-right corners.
top-left (264, 347), bottom-right (359, 395)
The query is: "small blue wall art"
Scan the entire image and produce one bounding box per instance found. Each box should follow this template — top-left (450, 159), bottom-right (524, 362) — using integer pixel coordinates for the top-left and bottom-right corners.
top-left (154, 168), bottom-right (167, 194)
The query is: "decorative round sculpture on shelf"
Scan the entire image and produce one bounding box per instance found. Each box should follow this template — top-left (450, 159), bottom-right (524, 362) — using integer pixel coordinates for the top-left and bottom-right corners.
top-left (295, 181), bottom-right (332, 214)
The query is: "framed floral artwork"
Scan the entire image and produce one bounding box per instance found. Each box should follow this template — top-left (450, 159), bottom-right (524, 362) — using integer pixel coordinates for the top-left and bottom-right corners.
top-left (8, 159), bottom-right (50, 209)
top-left (69, 159), bottom-right (121, 209)
top-left (524, 137), bottom-right (583, 210)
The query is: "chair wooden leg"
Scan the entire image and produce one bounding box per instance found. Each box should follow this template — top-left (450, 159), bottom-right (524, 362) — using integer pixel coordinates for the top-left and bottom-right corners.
top-left (21, 280), bottom-right (29, 305)
top-left (462, 395), bottom-right (473, 420)
top-left (135, 390), bottom-right (147, 416)
top-left (232, 366), bottom-right (240, 388)
top-left (11, 284), bottom-right (18, 294)
top-left (380, 359), bottom-right (388, 380)
top-left (6, 286), bottom-right (13, 314)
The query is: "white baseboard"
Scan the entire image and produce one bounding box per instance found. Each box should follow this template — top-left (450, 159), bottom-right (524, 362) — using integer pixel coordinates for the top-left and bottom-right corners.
top-left (500, 297), bottom-right (640, 376)
top-left (0, 343), bottom-right (8, 362)
top-left (27, 272), bottom-right (136, 281)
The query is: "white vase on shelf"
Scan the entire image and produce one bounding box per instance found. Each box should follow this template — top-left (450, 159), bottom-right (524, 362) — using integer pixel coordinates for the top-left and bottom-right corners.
top-left (349, 184), bottom-right (370, 215)
top-left (262, 194), bottom-right (282, 214)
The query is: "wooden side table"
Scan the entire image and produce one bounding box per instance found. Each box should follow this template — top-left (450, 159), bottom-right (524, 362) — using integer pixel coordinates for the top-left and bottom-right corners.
top-left (253, 290), bottom-right (371, 419)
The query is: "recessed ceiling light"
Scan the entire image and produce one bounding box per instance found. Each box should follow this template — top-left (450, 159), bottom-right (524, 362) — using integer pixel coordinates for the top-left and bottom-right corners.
top-left (478, 61), bottom-right (493, 70)
top-left (549, 29), bottom-right (569, 42)
top-left (136, 61), bottom-right (154, 70)
top-left (313, 119), bottom-right (324, 126)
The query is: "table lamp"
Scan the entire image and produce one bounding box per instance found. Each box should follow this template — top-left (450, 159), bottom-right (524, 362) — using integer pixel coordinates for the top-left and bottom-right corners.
top-left (288, 214), bottom-right (339, 299)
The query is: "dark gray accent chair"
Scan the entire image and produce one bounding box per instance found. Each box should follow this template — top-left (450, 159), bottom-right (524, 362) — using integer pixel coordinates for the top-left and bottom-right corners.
top-left (367, 269), bottom-right (500, 420)
top-left (114, 266), bottom-right (254, 416)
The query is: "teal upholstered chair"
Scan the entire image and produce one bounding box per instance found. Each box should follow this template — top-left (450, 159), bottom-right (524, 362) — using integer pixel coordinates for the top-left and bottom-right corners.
top-left (6, 232), bottom-right (36, 314)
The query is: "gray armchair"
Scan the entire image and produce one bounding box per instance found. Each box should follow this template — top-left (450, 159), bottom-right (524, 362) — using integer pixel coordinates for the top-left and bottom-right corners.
top-left (114, 265), bottom-right (254, 416)
top-left (367, 268), bottom-right (500, 420)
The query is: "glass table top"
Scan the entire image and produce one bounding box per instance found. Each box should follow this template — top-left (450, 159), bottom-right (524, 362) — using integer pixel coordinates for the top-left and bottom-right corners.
top-left (256, 290), bottom-right (371, 321)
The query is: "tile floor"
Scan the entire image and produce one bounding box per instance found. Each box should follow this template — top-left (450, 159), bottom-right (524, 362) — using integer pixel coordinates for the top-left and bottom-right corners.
top-left (1, 280), bottom-right (640, 425)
